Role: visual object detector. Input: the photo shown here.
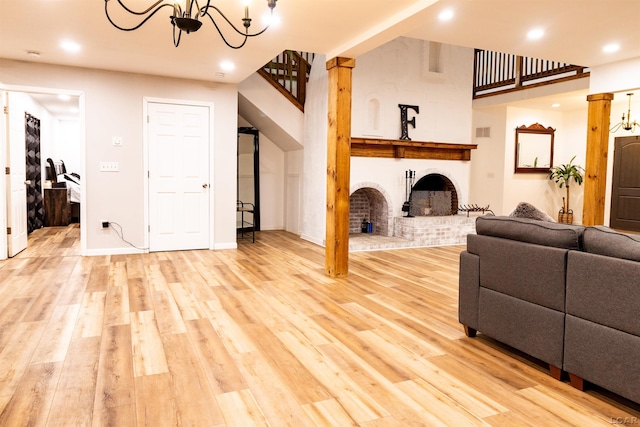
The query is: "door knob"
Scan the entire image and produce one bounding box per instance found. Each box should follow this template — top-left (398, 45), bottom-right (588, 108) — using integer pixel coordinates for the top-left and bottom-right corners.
top-left (24, 180), bottom-right (32, 185)
top-left (202, 183), bottom-right (209, 189)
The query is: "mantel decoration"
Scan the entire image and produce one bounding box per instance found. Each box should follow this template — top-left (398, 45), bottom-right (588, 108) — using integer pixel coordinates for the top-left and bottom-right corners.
top-left (104, 0), bottom-right (277, 48)
top-left (610, 92), bottom-right (640, 133)
top-left (549, 155), bottom-right (584, 224)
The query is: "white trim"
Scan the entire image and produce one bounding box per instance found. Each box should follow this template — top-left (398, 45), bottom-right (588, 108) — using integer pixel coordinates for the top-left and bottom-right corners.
top-left (0, 91), bottom-right (8, 260)
top-left (300, 233), bottom-right (324, 247)
top-left (213, 242), bottom-right (238, 250)
top-left (85, 247), bottom-right (147, 256)
top-left (143, 97), bottom-right (215, 251)
top-left (0, 84), bottom-right (87, 256)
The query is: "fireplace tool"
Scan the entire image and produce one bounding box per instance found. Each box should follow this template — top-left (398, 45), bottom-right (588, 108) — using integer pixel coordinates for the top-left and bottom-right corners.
top-left (402, 170), bottom-right (416, 217)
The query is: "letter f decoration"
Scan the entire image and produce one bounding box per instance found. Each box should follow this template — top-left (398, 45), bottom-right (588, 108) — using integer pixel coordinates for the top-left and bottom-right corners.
top-left (399, 104), bottom-right (419, 140)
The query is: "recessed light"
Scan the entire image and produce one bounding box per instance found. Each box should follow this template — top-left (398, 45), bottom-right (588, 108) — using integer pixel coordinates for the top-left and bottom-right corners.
top-left (60, 39), bottom-right (81, 53)
top-left (603, 43), bottom-right (620, 53)
top-left (58, 94), bottom-right (71, 101)
top-left (527, 28), bottom-right (544, 40)
top-left (552, 103), bottom-right (560, 108)
top-left (438, 9), bottom-right (454, 21)
top-left (220, 61), bottom-right (235, 71)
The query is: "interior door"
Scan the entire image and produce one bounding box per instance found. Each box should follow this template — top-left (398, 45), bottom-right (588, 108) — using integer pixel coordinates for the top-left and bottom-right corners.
top-left (5, 92), bottom-right (28, 256)
top-left (148, 102), bottom-right (210, 251)
top-left (610, 135), bottom-right (640, 232)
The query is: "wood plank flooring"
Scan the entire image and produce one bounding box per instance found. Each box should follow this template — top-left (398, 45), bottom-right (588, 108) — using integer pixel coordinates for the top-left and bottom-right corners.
top-left (0, 225), bottom-right (638, 426)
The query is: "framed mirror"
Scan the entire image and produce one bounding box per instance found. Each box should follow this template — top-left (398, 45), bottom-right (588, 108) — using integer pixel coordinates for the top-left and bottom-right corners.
top-left (238, 127), bottom-right (260, 231)
top-left (515, 123), bottom-right (555, 173)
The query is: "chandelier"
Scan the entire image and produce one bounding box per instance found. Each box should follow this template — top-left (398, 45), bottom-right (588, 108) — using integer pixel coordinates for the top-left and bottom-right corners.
top-left (610, 93), bottom-right (640, 133)
top-left (104, 0), bottom-right (277, 48)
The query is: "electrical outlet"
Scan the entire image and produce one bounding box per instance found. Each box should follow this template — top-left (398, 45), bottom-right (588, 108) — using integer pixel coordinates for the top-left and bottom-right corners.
top-left (101, 221), bottom-right (109, 228)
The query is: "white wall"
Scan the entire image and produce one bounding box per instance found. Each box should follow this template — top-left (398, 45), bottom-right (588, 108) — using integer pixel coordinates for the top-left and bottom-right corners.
top-left (469, 106), bottom-right (507, 214)
top-left (471, 103), bottom-right (588, 222)
top-left (300, 54), bottom-right (329, 246)
top-left (49, 120), bottom-right (82, 174)
top-left (259, 133), bottom-right (285, 230)
top-left (0, 59), bottom-right (238, 253)
top-left (285, 149), bottom-right (303, 234)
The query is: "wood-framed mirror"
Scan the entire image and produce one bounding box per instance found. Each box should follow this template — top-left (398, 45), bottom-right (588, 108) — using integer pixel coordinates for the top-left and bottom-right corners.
top-left (515, 123), bottom-right (555, 173)
top-left (237, 127), bottom-right (260, 231)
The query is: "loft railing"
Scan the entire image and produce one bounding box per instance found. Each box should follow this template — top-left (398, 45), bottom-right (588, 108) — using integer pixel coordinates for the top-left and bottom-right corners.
top-left (473, 49), bottom-right (589, 99)
top-left (258, 50), bottom-right (315, 111)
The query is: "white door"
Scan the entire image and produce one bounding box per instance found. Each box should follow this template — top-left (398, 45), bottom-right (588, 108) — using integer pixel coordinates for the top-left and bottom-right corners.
top-left (5, 92), bottom-right (28, 257)
top-left (148, 102), bottom-right (210, 251)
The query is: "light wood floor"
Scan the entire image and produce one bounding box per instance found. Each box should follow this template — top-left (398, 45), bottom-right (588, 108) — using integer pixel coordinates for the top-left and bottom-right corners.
top-left (0, 225), bottom-right (638, 426)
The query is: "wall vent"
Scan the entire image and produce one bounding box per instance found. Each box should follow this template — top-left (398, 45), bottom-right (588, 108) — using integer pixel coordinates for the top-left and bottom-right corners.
top-left (475, 127), bottom-right (491, 138)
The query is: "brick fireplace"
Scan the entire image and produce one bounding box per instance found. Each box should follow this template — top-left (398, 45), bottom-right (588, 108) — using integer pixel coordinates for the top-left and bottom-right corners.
top-left (349, 169), bottom-right (476, 251)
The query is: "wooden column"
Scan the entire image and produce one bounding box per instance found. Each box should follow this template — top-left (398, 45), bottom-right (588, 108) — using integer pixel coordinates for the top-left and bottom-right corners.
top-left (583, 93), bottom-right (614, 226)
top-left (325, 57), bottom-right (355, 278)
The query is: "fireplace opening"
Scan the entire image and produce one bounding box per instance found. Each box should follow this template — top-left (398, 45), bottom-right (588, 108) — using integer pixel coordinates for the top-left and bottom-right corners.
top-left (349, 187), bottom-right (389, 235)
top-left (409, 174), bottom-right (458, 216)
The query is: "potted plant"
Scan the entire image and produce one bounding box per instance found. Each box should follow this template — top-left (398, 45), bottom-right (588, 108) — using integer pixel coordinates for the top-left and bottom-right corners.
top-left (549, 155), bottom-right (584, 224)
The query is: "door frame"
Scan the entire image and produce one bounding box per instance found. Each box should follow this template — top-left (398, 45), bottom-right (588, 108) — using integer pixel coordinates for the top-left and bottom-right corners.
top-left (0, 84), bottom-right (86, 259)
top-left (143, 97), bottom-right (215, 251)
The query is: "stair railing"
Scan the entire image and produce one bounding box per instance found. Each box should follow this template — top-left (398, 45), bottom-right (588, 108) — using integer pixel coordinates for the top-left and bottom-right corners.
top-left (473, 49), bottom-right (589, 99)
top-left (258, 50), bottom-right (314, 111)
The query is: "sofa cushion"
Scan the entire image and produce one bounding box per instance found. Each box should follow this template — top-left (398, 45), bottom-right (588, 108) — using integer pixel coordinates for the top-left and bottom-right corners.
top-left (564, 315), bottom-right (640, 404)
top-left (469, 234), bottom-right (568, 311)
top-left (479, 288), bottom-right (565, 368)
top-left (582, 226), bottom-right (640, 262)
top-left (475, 215), bottom-right (584, 250)
top-left (566, 250), bottom-right (640, 337)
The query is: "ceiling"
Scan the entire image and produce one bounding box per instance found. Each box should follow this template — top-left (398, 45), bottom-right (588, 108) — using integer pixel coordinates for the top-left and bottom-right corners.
top-left (2, 0), bottom-right (640, 117)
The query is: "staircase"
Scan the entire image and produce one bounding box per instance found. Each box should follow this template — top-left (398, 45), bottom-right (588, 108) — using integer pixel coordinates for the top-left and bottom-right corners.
top-left (258, 51), bottom-right (315, 111)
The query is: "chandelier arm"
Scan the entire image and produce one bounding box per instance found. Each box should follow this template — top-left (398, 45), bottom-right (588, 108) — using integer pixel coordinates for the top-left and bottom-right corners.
top-left (199, 0), bottom-right (212, 17)
top-left (202, 5), bottom-right (271, 37)
top-left (173, 25), bottom-right (183, 47)
top-left (610, 122), bottom-right (623, 132)
top-left (105, 2), bottom-right (175, 31)
top-left (202, 11), bottom-right (248, 49)
top-left (108, 0), bottom-right (167, 16)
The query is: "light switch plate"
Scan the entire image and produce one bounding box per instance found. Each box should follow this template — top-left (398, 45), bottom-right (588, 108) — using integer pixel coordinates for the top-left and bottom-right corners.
top-left (100, 161), bottom-right (119, 172)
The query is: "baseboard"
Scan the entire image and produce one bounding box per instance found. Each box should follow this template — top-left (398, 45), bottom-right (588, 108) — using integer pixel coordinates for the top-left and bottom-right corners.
top-left (214, 242), bottom-right (237, 250)
top-left (85, 247), bottom-right (148, 256)
top-left (300, 233), bottom-right (324, 247)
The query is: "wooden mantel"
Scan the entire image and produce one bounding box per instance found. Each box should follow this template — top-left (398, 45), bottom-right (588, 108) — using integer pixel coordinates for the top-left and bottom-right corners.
top-left (350, 137), bottom-right (477, 160)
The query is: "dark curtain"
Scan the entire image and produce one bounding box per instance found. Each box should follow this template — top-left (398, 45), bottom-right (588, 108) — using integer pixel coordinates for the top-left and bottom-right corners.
top-left (25, 113), bottom-right (44, 233)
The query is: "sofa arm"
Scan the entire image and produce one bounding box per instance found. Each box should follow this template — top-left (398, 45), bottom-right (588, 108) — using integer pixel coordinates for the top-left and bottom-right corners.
top-left (459, 251), bottom-right (480, 334)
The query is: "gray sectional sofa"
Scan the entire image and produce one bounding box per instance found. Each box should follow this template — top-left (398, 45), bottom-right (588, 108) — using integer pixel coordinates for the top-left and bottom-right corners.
top-left (459, 215), bottom-right (640, 404)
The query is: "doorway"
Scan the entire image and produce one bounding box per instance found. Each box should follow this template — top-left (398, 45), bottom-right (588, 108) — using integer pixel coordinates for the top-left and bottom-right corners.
top-left (147, 100), bottom-right (212, 251)
top-left (1, 88), bottom-right (84, 259)
top-left (610, 135), bottom-right (640, 232)
top-left (237, 127), bottom-right (260, 232)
